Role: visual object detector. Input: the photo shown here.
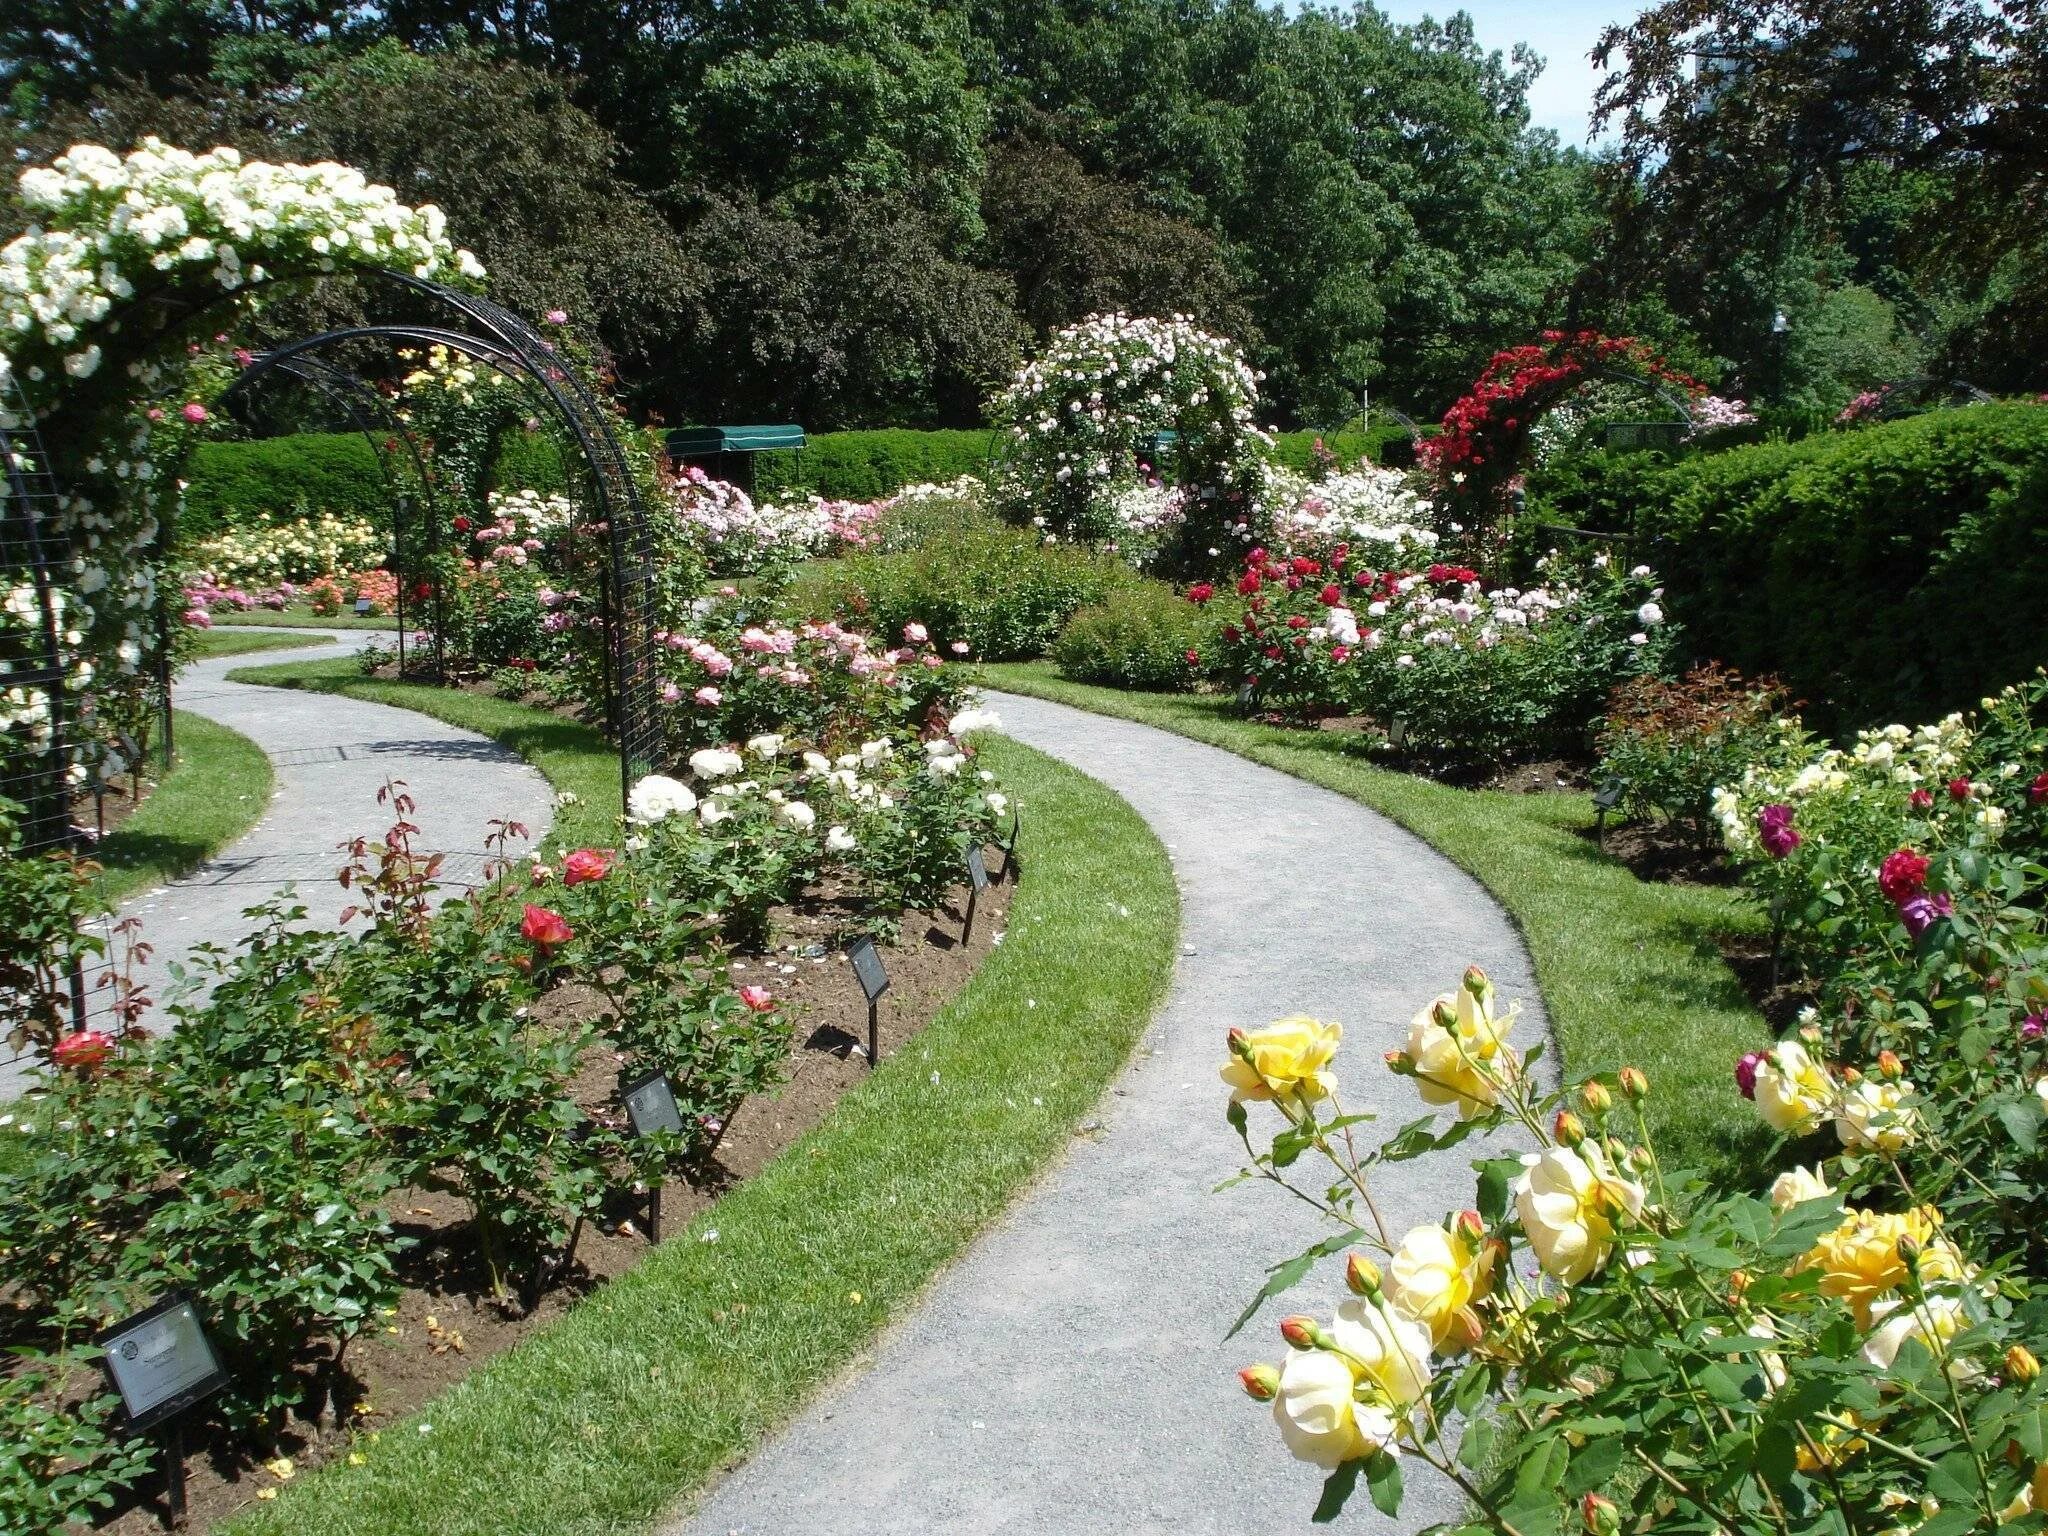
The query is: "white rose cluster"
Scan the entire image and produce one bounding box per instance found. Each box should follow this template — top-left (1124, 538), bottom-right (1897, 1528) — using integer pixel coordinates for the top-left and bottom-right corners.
top-left (1264, 464), bottom-right (1439, 562)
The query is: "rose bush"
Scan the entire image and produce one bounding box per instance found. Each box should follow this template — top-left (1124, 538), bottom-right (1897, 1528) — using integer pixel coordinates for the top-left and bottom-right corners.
top-left (1217, 550), bottom-right (1674, 760)
top-left (1226, 965), bottom-right (2048, 1533)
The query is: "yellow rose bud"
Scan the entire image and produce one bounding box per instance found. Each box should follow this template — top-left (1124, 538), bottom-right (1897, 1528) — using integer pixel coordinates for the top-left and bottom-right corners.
top-left (1279, 1315), bottom-right (1322, 1351)
top-left (1552, 1109), bottom-right (1586, 1147)
top-left (1462, 964), bottom-right (1492, 1001)
top-left (1579, 1081), bottom-right (1613, 1116)
top-left (1582, 1493), bottom-right (1622, 1536)
top-left (1384, 1049), bottom-right (1415, 1075)
top-left (1239, 1362), bottom-right (1281, 1401)
top-left (1451, 1209), bottom-right (1486, 1245)
top-left (1345, 1253), bottom-right (1382, 1297)
top-left (1618, 1066), bottom-right (1649, 1101)
top-left (1876, 1050), bottom-right (1903, 1080)
top-left (2007, 1345), bottom-right (2041, 1384)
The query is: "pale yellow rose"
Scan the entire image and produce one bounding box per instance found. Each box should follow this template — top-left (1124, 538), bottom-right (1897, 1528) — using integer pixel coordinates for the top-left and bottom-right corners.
top-left (1861, 1294), bottom-right (1969, 1372)
top-left (1405, 973), bottom-right (1518, 1119)
top-left (1385, 1222), bottom-right (1495, 1351)
top-left (1513, 1143), bottom-right (1646, 1284)
top-left (1326, 1297), bottom-right (1433, 1410)
top-left (2000, 1462), bottom-right (2048, 1523)
top-left (1221, 1016), bottom-right (1341, 1107)
top-left (1769, 1165), bottom-right (1835, 1211)
top-left (1805, 1206), bottom-right (1966, 1326)
top-left (1753, 1040), bottom-right (1834, 1134)
top-left (1835, 1078), bottom-right (1918, 1154)
top-left (1270, 1348), bottom-right (1396, 1468)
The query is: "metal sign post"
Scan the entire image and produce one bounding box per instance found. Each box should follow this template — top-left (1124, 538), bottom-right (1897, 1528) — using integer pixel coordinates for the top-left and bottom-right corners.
top-left (847, 937), bottom-right (890, 1069)
top-left (961, 841), bottom-right (990, 944)
top-left (621, 1070), bottom-right (685, 1242)
top-left (98, 1295), bottom-right (228, 1529)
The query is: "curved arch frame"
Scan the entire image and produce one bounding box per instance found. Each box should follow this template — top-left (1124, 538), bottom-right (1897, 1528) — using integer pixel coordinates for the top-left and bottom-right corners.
top-left (212, 276), bottom-right (663, 812)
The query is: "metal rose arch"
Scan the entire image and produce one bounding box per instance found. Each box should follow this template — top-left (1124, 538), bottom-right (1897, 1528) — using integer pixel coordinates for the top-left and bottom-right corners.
top-left (218, 271), bottom-right (665, 811)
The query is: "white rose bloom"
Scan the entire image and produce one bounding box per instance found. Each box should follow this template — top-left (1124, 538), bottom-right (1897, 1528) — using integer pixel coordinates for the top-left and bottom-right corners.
top-left (826, 825), bottom-right (858, 853)
top-left (746, 733), bottom-right (785, 758)
top-left (1637, 602), bottom-right (1663, 626)
top-left (689, 747), bottom-right (744, 779)
top-left (986, 792), bottom-right (1009, 817)
top-left (802, 751), bottom-right (833, 775)
top-left (627, 773), bottom-right (698, 825)
top-left (776, 800), bottom-right (816, 830)
top-left (698, 799), bottom-right (732, 827)
top-left (1769, 1165), bottom-right (1834, 1211)
top-left (948, 707), bottom-right (1002, 736)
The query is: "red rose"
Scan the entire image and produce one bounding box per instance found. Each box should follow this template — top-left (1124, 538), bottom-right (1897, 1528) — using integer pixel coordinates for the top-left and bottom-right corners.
top-left (1318, 584), bottom-right (1341, 605)
top-left (1290, 556), bottom-right (1320, 576)
top-left (1187, 582), bottom-right (1215, 605)
top-left (739, 985), bottom-right (775, 1012)
top-left (1263, 646), bottom-right (1283, 661)
top-left (1237, 572), bottom-right (1262, 596)
top-left (1184, 649), bottom-right (1200, 666)
top-left (1878, 848), bottom-right (1930, 904)
top-left (521, 903), bottom-right (574, 954)
top-left (2032, 771), bottom-right (2048, 805)
top-left (1286, 615), bottom-right (1308, 630)
top-left (1948, 777), bottom-right (1973, 800)
top-left (562, 849), bottom-right (612, 887)
top-left (52, 1029), bottom-right (113, 1072)
top-left (1331, 644), bottom-right (1350, 662)
top-left (452, 516), bottom-right (472, 533)
top-left (1222, 625), bottom-right (1241, 643)
top-left (1909, 788), bottom-right (1934, 811)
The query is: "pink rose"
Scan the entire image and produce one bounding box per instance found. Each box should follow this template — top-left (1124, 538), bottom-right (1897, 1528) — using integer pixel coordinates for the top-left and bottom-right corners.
top-left (694, 686), bottom-right (722, 706)
top-left (181, 402), bottom-right (209, 424)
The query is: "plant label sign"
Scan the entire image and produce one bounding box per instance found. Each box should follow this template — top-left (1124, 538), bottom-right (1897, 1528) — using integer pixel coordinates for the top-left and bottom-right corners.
top-left (1003, 806), bottom-right (1021, 854)
top-left (848, 936), bottom-right (890, 1002)
top-left (353, 597), bottom-right (373, 615)
top-left (622, 1071), bottom-right (685, 1139)
top-left (964, 842), bottom-right (990, 892)
top-left (98, 1294), bottom-right (227, 1432)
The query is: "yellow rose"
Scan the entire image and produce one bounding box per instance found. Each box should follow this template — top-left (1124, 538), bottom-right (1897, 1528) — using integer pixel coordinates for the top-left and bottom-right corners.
top-left (1513, 1143), bottom-right (1646, 1284)
top-left (1834, 1078), bottom-right (1919, 1154)
top-left (1221, 1016), bottom-right (1341, 1107)
top-left (1270, 1347), bottom-right (1395, 1468)
top-left (1769, 1165), bottom-right (1835, 1211)
top-left (1327, 1297), bottom-right (1434, 1410)
top-left (1754, 1040), bottom-right (1834, 1134)
top-left (1860, 1294), bottom-right (1968, 1372)
top-left (2000, 1462), bottom-right (2048, 1523)
top-left (1385, 1221), bottom-right (1496, 1350)
top-left (1405, 972), bottom-right (1518, 1119)
top-left (1805, 1206), bottom-right (1965, 1326)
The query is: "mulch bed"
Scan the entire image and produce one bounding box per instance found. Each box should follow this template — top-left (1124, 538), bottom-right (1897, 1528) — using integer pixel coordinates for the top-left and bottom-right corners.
top-left (92, 869), bottom-right (1007, 1534)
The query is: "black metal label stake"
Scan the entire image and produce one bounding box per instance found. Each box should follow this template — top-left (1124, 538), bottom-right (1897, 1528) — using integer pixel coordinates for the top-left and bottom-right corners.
top-left (998, 806), bottom-right (1022, 881)
top-left (1592, 776), bottom-right (1625, 848)
top-left (98, 1294), bottom-right (228, 1529)
top-left (847, 937), bottom-right (890, 1069)
top-left (621, 1070), bottom-right (685, 1243)
top-left (961, 841), bottom-right (991, 944)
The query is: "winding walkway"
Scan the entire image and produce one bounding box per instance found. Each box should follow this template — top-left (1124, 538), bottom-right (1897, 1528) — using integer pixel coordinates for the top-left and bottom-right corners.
top-left (667, 690), bottom-right (1550, 1536)
top-left (3, 630), bottom-right (554, 1096)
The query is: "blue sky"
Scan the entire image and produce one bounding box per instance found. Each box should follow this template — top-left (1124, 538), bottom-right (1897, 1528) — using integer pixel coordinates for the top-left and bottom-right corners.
top-left (1373, 1), bottom-right (1630, 143)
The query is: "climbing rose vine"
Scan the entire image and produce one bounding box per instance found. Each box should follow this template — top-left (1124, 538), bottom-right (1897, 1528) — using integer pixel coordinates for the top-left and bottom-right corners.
top-left (1417, 330), bottom-right (1704, 538)
top-left (0, 140), bottom-right (479, 777)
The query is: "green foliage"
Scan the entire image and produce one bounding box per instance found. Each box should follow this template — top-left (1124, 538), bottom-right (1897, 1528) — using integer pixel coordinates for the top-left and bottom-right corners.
top-left (1265, 424), bottom-right (1422, 472)
top-left (1536, 402), bottom-right (2048, 729)
top-left (784, 520), bottom-right (1142, 660)
top-left (753, 428), bottom-right (996, 500)
top-left (0, 1348), bottom-right (155, 1536)
top-left (1595, 664), bottom-right (1797, 846)
top-left (178, 433), bottom-right (392, 539)
top-left (1053, 583), bottom-right (1224, 692)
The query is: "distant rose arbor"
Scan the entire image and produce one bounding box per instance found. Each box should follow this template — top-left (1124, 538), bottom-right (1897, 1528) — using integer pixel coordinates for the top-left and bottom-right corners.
top-left (0, 141), bottom-right (662, 866)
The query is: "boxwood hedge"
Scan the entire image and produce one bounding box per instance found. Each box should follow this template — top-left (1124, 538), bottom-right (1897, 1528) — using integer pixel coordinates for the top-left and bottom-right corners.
top-left (1525, 402), bottom-right (2048, 730)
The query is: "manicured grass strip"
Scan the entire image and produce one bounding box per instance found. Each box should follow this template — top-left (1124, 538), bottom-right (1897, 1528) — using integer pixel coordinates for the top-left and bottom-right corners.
top-left (227, 656), bottom-right (620, 851)
top-left (94, 711), bottom-right (272, 905)
top-left (224, 734), bottom-right (1177, 1536)
top-left (186, 627), bottom-right (338, 661)
top-left (980, 661), bottom-right (1772, 1175)
top-left (210, 603), bottom-right (397, 630)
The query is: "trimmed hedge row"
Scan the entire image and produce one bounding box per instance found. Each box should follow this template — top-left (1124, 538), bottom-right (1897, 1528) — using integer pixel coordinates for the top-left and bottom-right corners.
top-left (179, 434), bottom-right (392, 538)
top-left (1266, 422), bottom-right (1424, 471)
top-left (1527, 402), bottom-right (2048, 729)
top-left (752, 428), bottom-right (997, 500)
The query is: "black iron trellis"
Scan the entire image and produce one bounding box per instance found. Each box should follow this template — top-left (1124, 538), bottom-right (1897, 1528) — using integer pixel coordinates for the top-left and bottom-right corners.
top-left (214, 274), bottom-right (664, 813)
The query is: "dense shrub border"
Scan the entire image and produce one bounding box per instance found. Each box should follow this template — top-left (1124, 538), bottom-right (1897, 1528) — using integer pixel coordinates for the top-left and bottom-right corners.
top-left (754, 428), bottom-right (997, 500)
top-left (178, 434), bottom-right (394, 539)
top-left (1525, 402), bottom-right (2048, 728)
top-left (981, 662), bottom-right (1771, 1175)
top-left (211, 721), bottom-right (1174, 1536)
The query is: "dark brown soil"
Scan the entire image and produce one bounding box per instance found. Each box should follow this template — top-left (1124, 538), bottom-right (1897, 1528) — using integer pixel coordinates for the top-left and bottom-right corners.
top-left (94, 867), bottom-right (1008, 1534)
top-left (71, 764), bottom-right (162, 845)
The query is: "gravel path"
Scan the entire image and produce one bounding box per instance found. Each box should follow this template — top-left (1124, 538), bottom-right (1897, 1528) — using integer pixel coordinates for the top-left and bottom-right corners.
top-left (667, 690), bottom-right (1550, 1536)
top-left (4, 630), bottom-right (554, 1095)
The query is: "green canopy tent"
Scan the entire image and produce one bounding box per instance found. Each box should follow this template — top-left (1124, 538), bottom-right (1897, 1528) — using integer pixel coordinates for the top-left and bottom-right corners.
top-left (666, 424), bottom-right (805, 495)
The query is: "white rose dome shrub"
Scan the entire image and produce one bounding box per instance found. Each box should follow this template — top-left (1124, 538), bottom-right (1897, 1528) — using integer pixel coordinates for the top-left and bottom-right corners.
top-left (989, 312), bottom-right (1271, 571)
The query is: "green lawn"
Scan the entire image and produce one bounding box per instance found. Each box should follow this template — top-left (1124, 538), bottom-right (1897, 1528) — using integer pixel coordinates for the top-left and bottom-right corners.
top-left (186, 627), bottom-right (337, 661)
top-left (227, 656), bottom-right (620, 851)
top-left (979, 661), bottom-right (1772, 1175)
top-left (210, 602), bottom-right (399, 631)
top-left (94, 710), bottom-right (273, 905)
top-left (225, 731), bottom-right (1177, 1536)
